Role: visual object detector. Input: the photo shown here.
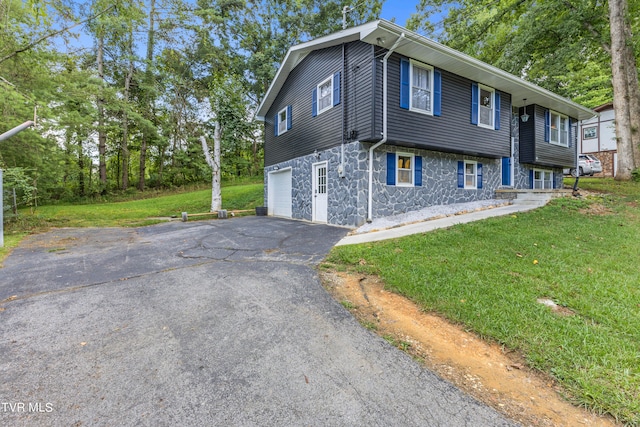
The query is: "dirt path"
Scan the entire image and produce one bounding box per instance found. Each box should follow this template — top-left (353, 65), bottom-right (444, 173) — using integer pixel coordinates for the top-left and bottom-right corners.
top-left (320, 270), bottom-right (618, 427)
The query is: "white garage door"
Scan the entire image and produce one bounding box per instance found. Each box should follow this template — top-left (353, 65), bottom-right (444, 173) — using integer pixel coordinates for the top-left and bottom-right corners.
top-left (268, 168), bottom-right (292, 218)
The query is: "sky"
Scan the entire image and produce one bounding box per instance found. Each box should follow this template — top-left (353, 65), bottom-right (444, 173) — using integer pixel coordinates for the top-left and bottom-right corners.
top-left (380, 2), bottom-right (420, 26)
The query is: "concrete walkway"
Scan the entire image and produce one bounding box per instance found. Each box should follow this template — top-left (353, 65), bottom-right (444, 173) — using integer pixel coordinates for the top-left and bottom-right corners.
top-left (336, 193), bottom-right (554, 246)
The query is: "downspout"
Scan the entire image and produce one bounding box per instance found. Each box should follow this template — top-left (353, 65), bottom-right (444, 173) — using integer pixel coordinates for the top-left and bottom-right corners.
top-left (339, 43), bottom-right (346, 178)
top-left (367, 33), bottom-right (405, 222)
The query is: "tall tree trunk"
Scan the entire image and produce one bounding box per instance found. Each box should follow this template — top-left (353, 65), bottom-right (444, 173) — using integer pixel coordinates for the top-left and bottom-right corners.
top-left (139, 0), bottom-right (156, 191)
top-left (64, 130), bottom-right (72, 184)
top-left (622, 15), bottom-right (640, 168)
top-left (78, 137), bottom-right (85, 197)
top-left (121, 30), bottom-right (134, 191)
top-left (609, 0), bottom-right (635, 180)
top-left (200, 123), bottom-right (222, 212)
top-left (97, 33), bottom-right (107, 188)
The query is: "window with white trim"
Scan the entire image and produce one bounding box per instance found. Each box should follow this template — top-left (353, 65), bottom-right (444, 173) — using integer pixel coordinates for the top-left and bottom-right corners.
top-left (550, 111), bottom-right (569, 146)
top-left (397, 153), bottom-right (414, 186)
top-left (533, 169), bottom-right (553, 189)
top-left (277, 107), bottom-right (288, 135)
top-left (410, 60), bottom-right (433, 114)
top-left (317, 77), bottom-right (333, 115)
top-left (583, 126), bottom-right (597, 140)
top-left (464, 161), bottom-right (477, 189)
top-left (478, 85), bottom-right (494, 129)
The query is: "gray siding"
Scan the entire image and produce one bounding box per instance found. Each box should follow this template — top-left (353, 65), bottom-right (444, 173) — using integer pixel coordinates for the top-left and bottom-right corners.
top-left (344, 42), bottom-right (377, 142)
top-left (264, 45), bottom-right (344, 166)
top-left (519, 104), bottom-right (576, 168)
top-left (382, 53), bottom-right (511, 158)
top-left (265, 43), bottom-right (515, 166)
top-left (518, 105), bottom-right (536, 163)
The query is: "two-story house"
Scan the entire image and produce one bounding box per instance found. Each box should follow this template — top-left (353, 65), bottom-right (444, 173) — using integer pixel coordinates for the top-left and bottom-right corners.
top-left (579, 102), bottom-right (617, 177)
top-left (256, 19), bottom-right (595, 228)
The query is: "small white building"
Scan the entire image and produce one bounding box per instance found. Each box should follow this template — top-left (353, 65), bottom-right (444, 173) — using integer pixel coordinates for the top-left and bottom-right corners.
top-left (579, 103), bottom-right (617, 176)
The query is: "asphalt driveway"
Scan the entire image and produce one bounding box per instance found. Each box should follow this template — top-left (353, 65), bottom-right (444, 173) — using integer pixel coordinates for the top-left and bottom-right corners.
top-left (0, 217), bottom-right (516, 426)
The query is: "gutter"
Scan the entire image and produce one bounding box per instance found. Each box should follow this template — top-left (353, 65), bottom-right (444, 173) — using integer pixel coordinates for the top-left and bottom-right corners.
top-left (367, 33), bottom-right (405, 222)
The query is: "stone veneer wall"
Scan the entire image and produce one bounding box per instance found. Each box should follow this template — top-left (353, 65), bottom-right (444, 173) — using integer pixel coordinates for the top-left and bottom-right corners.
top-left (263, 142), bottom-right (368, 228)
top-left (265, 140), bottom-right (509, 228)
top-left (511, 113), bottom-right (529, 189)
top-left (368, 146), bottom-right (501, 220)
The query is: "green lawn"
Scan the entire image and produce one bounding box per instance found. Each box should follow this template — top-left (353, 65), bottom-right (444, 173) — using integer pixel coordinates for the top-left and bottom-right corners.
top-left (326, 178), bottom-right (640, 425)
top-left (16, 183), bottom-right (263, 226)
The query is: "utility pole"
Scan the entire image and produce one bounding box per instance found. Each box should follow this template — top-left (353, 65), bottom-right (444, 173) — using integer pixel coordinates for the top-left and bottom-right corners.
top-left (342, 5), bottom-right (353, 29)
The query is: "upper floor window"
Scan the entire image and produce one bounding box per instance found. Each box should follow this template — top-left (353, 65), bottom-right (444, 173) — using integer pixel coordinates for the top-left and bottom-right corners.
top-left (400, 58), bottom-right (441, 116)
top-left (471, 83), bottom-right (500, 130)
top-left (549, 111), bottom-right (569, 147)
top-left (312, 72), bottom-right (341, 117)
top-left (317, 77), bottom-right (333, 114)
top-left (410, 60), bottom-right (434, 114)
top-left (478, 85), bottom-right (494, 129)
top-left (274, 105), bottom-right (291, 136)
top-left (583, 126), bottom-right (597, 140)
top-left (278, 107), bottom-right (288, 135)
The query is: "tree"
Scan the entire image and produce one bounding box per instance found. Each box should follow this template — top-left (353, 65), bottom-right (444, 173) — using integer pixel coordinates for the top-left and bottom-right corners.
top-left (408, 0), bottom-right (640, 179)
top-left (200, 127), bottom-right (221, 211)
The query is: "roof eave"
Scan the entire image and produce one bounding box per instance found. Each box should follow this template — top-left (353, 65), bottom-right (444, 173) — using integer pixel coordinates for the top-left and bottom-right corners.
top-left (256, 22), bottom-right (377, 120)
top-left (257, 19), bottom-right (595, 122)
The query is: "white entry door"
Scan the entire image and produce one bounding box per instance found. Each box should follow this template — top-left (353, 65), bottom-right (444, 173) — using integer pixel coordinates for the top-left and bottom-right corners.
top-left (312, 162), bottom-right (328, 223)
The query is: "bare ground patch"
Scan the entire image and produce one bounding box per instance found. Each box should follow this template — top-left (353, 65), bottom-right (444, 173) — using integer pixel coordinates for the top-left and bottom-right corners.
top-left (320, 269), bottom-right (618, 427)
top-left (579, 203), bottom-right (614, 216)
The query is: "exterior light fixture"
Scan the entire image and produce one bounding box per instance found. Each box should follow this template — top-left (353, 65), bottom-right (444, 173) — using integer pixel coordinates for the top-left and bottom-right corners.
top-left (520, 99), bottom-right (530, 123)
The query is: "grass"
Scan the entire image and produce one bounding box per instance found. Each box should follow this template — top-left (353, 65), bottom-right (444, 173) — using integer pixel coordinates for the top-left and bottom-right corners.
top-left (1, 182), bottom-right (264, 261)
top-left (326, 178), bottom-right (640, 425)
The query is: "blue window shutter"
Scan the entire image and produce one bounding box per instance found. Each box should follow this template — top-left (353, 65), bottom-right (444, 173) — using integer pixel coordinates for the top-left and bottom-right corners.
top-left (457, 161), bottom-right (464, 188)
top-left (568, 118), bottom-right (573, 147)
top-left (552, 172), bottom-right (556, 189)
top-left (286, 105), bottom-right (292, 130)
top-left (400, 58), bottom-right (410, 109)
top-left (433, 70), bottom-right (442, 116)
top-left (312, 88), bottom-right (317, 117)
top-left (544, 109), bottom-right (550, 142)
top-left (274, 113), bottom-right (279, 137)
top-left (415, 156), bottom-right (422, 186)
top-left (494, 92), bottom-right (501, 130)
top-left (471, 83), bottom-right (479, 125)
top-left (477, 163), bottom-right (483, 189)
top-left (529, 169), bottom-right (534, 189)
top-left (333, 72), bottom-right (341, 106)
top-left (387, 153), bottom-right (396, 185)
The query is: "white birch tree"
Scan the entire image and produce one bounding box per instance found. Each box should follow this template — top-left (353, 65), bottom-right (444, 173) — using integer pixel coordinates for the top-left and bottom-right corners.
top-left (200, 122), bottom-right (222, 212)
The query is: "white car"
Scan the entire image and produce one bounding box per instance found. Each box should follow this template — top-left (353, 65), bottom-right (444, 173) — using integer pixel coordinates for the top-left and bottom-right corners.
top-left (564, 154), bottom-right (603, 177)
